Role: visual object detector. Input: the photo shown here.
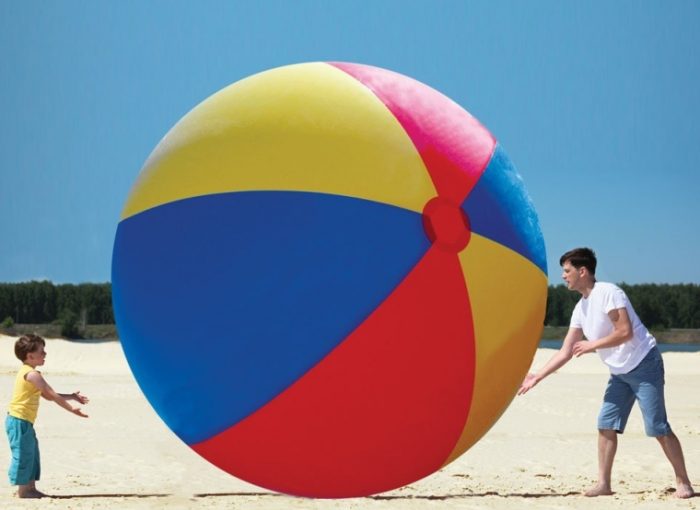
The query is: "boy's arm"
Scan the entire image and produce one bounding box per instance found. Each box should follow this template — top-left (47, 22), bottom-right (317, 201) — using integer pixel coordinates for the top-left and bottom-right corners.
top-left (58, 391), bottom-right (89, 405)
top-left (25, 371), bottom-right (88, 418)
top-left (518, 327), bottom-right (582, 395)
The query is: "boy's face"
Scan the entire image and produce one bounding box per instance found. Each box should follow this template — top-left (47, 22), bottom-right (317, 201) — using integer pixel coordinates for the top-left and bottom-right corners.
top-left (25, 346), bottom-right (47, 367)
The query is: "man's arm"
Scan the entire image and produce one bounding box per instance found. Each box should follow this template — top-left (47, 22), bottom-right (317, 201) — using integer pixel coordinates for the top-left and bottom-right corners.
top-left (518, 327), bottom-right (583, 395)
top-left (571, 307), bottom-right (632, 357)
top-left (25, 371), bottom-right (88, 418)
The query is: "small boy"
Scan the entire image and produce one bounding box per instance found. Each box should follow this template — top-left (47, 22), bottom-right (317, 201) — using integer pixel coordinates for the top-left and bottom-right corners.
top-left (6, 334), bottom-right (88, 498)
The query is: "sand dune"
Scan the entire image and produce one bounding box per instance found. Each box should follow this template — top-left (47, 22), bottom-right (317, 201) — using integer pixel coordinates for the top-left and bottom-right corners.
top-left (0, 334), bottom-right (697, 509)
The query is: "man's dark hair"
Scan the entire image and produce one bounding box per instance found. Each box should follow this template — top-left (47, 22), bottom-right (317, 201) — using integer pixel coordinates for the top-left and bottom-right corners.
top-left (559, 247), bottom-right (597, 275)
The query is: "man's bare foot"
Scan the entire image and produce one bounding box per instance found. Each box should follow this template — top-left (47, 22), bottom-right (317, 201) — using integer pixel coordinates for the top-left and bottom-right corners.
top-left (584, 483), bottom-right (613, 497)
top-left (675, 482), bottom-right (695, 499)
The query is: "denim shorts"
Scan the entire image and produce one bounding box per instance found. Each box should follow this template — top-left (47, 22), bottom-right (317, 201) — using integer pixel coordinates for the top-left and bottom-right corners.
top-left (5, 414), bottom-right (41, 485)
top-left (597, 346), bottom-right (672, 437)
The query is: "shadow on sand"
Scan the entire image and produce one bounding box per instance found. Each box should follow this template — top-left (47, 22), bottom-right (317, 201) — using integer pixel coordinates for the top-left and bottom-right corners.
top-left (46, 490), bottom-right (583, 500)
top-left (46, 489), bottom-right (697, 500)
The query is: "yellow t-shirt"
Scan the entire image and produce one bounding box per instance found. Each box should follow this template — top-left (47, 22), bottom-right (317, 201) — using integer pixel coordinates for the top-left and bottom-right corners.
top-left (8, 364), bottom-right (41, 423)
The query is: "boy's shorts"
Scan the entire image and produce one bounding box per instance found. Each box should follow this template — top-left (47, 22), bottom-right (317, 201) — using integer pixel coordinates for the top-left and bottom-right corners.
top-left (597, 346), bottom-right (672, 437)
top-left (5, 414), bottom-right (41, 485)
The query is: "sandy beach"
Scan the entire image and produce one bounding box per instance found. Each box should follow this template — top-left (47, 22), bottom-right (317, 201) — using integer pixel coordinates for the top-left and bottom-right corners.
top-left (0, 334), bottom-right (697, 509)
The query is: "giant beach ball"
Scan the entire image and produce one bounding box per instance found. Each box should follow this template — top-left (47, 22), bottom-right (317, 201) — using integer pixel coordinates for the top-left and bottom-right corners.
top-left (112, 62), bottom-right (547, 498)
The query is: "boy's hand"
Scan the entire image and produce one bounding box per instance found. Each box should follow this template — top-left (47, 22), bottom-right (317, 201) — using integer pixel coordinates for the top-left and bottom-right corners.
top-left (72, 391), bottom-right (89, 404)
top-left (72, 407), bottom-right (88, 418)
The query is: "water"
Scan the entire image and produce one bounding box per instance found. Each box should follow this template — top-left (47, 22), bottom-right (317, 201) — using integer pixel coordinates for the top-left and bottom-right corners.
top-left (539, 339), bottom-right (700, 353)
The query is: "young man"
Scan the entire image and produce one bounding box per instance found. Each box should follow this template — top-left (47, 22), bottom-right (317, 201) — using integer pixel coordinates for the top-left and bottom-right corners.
top-left (518, 247), bottom-right (694, 498)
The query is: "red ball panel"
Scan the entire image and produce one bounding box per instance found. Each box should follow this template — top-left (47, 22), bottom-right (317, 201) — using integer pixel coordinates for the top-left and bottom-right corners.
top-left (330, 62), bottom-right (495, 203)
top-left (192, 246), bottom-right (476, 497)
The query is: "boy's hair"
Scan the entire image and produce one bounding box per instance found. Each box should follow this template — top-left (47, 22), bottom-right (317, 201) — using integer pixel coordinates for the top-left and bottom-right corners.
top-left (15, 334), bottom-right (46, 362)
top-left (559, 247), bottom-right (597, 275)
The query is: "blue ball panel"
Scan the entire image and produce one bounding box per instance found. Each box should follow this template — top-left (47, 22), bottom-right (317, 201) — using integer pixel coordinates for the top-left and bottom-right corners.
top-left (462, 144), bottom-right (547, 274)
top-left (112, 191), bottom-right (430, 444)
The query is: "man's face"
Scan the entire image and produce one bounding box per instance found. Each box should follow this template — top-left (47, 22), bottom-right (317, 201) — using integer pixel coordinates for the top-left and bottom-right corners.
top-left (561, 261), bottom-right (583, 291)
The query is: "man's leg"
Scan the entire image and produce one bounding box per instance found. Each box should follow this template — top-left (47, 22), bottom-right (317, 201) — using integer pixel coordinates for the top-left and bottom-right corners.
top-left (585, 429), bottom-right (617, 496)
top-left (631, 348), bottom-right (694, 499)
top-left (656, 432), bottom-right (694, 499)
top-left (591, 373), bottom-right (634, 497)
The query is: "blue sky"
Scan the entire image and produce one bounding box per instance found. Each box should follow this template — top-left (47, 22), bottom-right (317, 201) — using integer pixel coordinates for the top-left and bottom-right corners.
top-left (1, 1), bottom-right (699, 285)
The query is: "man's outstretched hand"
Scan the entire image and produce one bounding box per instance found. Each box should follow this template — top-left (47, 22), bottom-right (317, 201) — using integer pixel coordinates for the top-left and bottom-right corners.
top-left (518, 373), bottom-right (540, 395)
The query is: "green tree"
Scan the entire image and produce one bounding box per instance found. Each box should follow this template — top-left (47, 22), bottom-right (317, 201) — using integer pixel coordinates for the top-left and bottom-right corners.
top-left (58, 309), bottom-right (81, 338)
top-left (545, 285), bottom-right (579, 327)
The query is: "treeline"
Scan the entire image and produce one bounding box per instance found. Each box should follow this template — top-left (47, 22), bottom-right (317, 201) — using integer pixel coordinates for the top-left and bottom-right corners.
top-left (1, 281), bottom-right (699, 333)
top-left (0, 281), bottom-right (113, 330)
top-left (546, 283), bottom-right (700, 329)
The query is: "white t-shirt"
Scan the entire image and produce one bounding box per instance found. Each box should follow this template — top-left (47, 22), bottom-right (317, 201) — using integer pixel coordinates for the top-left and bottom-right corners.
top-left (570, 282), bottom-right (656, 374)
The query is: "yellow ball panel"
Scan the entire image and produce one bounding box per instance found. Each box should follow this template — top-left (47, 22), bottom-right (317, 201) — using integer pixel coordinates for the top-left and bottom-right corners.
top-left (121, 62), bottom-right (436, 220)
top-left (442, 234), bottom-right (547, 465)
